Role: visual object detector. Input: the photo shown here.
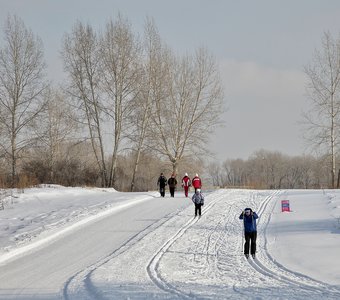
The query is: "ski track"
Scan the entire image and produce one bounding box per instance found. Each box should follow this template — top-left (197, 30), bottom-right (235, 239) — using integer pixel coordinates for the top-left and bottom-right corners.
top-left (62, 206), bottom-right (190, 300)
top-left (63, 189), bottom-right (340, 299)
top-left (146, 190), bottom-right (228, 299)
top-left (148, 189), bottom-right (340, 299)
top-left (246, 190), bottom-right (340, 299)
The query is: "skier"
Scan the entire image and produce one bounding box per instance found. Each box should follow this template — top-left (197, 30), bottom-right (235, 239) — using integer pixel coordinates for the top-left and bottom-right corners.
top-left (157, 173), bottom-right (167, 197)
top-left (167, 173), bottom-right (178, 197)
top-left (192, 173), bottom-right (202, 192)
top-left (239, 208), bottom-right (258, 259)
top-left (192, 188), bottom-right (204, 217)
top-left (182, 173), bottom-right (191, 197)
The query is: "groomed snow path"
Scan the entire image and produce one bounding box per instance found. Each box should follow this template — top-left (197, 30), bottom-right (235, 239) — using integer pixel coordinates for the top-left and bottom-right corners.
top-left (66, 189), bottom-right (340, 299)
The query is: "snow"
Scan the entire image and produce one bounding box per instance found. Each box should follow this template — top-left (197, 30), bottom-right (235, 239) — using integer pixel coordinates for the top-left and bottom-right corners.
top-left (1, 185), bottom-right (340, 299)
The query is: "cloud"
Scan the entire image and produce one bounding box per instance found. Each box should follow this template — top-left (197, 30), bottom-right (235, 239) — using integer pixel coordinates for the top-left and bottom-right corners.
top-left (219, 59), bottom-right (307, 103)
top-left (209, 59), bottom-right (309, 160)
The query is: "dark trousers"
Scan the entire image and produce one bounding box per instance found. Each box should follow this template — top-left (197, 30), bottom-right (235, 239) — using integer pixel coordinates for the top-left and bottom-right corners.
top-left (244, 231), bottom-right (257, 255)
top-left (160, 187), bottom-right (165, 197)
top-left (169, 187), bottom-right (175, 197)
top-left (194, 203), bottom-right (202, 216)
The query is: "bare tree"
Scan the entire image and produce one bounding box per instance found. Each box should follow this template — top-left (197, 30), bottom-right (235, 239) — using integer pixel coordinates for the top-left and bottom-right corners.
top-left (220, 159), bottom-right (248, 187)
top-left (61, 21), bottom-right (109, 186)
top-left (149, 47), bottom-right (224, 174)
top-left (127, 18), bottom-right (161, 191)
top-left (0, 15), bottom-right (48, 186)
top-left (99, 15), bottom-right (142, 187)
top-left (206, 161), bottom-right (223, 187)
top-left (303, 31), bottom-right (340, 188)
top-left (297, 155), bottom-right (316, 188)
top-left (32, 87), bottom-right (78, 181)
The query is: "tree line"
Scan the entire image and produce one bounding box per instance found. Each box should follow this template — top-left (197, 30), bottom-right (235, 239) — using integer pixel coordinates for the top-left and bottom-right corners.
top-left (207, 149), bottom-right (336, 189)
top-left (1, 14), bottom-right (340, 190)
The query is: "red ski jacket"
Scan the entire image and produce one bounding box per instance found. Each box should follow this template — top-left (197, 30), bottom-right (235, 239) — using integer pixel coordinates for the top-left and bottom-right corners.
top-left (192, 176), bottom-right (202, 189)
top-left (182, 176), bottom-right (191, 187)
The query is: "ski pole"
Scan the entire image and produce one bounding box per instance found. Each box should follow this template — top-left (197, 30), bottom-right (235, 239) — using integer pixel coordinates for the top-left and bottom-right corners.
top-left (241, 231), bottom-right (243, 253)
top-left (241, 213), bottom-right (245, 254)
top-left (241, 218), bottom-right (244, 253)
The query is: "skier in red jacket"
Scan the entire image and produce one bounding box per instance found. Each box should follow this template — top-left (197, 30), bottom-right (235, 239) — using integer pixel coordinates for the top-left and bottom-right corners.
top-left (192, 173), bottom-right (202, 192)
top-left (182, 173), bottom-right (191, 197)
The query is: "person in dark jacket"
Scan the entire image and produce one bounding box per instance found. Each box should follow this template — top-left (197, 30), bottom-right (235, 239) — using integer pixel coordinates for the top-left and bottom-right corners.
top-left (239, 208), bottom-right (258, 259)
top-left (167, 173), bottom-right (177, 197)
top-left (192, 188), bottom-right (204, 217)
top-left (157, 173), bottom-right (167, 197)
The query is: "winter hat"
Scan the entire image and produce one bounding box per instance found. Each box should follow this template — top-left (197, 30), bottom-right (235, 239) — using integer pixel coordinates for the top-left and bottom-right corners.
top-left (195, 173), bottom-right (198, 177)
top-left (196, 189), bottom-right (201, 193)
top-left (185, 173), bottom-right (188, 176)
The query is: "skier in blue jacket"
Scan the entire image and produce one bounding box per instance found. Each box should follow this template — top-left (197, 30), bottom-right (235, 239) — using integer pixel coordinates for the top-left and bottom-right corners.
top-left (239, 208), bottom-right (258, 259)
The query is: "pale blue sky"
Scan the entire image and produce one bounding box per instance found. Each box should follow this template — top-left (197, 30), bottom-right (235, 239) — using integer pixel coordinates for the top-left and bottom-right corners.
top-left (1, 0), bottom-right (340, 160)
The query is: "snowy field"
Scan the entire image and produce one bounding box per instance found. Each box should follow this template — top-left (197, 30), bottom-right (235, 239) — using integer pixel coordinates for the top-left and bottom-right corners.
top-left (1, 185), bottom-right (340, 299)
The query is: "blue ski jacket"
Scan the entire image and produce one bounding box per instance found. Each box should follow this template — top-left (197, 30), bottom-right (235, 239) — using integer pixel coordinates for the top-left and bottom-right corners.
top-left (239, 211), bottom-right (258, 232)
top-left (192, 192), bottom-right (204, 205)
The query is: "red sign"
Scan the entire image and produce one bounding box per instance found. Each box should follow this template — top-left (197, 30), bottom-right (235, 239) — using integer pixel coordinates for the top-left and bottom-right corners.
top-left (281, 200), bottom-right (290, 212)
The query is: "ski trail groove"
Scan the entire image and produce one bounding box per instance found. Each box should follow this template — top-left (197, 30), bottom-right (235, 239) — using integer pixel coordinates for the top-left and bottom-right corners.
top-left (62, 209), bottom-right (184, 300)
top-left (146, 191), bottom-right (227, 299)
